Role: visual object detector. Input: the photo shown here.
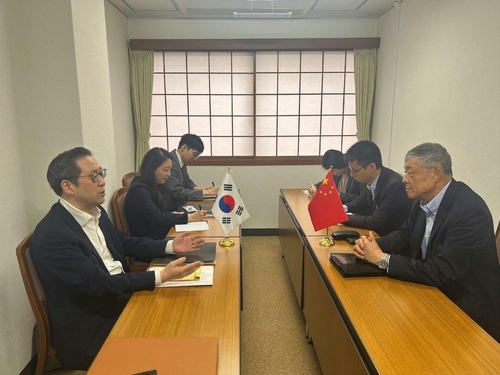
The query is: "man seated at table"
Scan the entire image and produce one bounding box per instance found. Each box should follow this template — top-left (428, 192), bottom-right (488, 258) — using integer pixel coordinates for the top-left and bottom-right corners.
top-left (353, 143), bottom-right (500, 342)
top-left (160, 133), bottom-right (219, 211)
top-left (307, 149), bottom-right (364, 203)
top-left (30, 147), bottom-right (204, 370)
top-left (343, 140), bottom-right (413, 236)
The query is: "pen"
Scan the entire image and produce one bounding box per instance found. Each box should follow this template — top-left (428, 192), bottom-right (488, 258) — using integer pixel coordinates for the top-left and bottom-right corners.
top-left (212, 182), bottom-right (215, 187)
top-left (198, 204), bottom-right (203, 211)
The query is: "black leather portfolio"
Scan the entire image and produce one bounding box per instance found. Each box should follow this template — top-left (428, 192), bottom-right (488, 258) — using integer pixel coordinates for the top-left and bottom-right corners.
top-left (329, 253), bottom-right (387, 277)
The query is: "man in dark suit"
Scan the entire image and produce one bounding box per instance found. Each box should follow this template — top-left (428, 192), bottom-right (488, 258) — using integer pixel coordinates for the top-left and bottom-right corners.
top-left (161, 133), bottom-right (219, 211)
top-left (31, 147), bottom-right (204, 370)
top-left (353, 143), bottom-right (500, 342)
top-left (308, 149), bottom-right (363, 203)
top-left (343, 141), bottom-right (413, 236)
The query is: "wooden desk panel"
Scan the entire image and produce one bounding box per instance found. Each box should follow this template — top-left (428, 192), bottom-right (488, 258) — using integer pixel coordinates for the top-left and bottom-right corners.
top-left (109, 238), bottom-right (241, 375)
top-left (278, 195), bottom-right (306, 307)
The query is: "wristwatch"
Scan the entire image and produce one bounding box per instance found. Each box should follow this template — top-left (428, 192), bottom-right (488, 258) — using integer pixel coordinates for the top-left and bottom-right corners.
top-left (377, 253), bottom-right (390, 270)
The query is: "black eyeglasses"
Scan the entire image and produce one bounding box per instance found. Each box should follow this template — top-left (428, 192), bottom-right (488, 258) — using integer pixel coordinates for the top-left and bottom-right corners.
top-left (349, 165), bottom-right (366, 175)
top-left (73, 168), bottom-right (107, 183)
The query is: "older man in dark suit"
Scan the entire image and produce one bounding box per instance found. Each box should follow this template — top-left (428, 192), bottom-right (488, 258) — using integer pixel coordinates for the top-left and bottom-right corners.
top-left (343, 141), bottom-right (413, 236)
top-left (354, 143), bottom-right (500, 342)
top-left (31, 147), bottom-right (204, 369)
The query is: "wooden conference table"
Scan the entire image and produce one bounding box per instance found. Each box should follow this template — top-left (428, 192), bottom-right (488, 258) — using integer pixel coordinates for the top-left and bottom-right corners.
top-left (279, 188), bottom-right (500, 374)
top-left (103, 212), bottom-right (241, 375)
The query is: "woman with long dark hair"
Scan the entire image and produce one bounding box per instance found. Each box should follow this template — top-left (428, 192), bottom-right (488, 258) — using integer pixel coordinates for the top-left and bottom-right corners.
top-left (125, 147), bottom-right (206, 239)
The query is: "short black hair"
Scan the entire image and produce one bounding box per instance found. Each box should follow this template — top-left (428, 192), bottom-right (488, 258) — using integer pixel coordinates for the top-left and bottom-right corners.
top-left (322, 149), bottom-right (347, 170)
top-left (139, 147), bottom-right (173, 188)
top-left (47, 147), bottom-right (92, 196)
top-left (345, 141), bottom-right (382, 169)
top-left (178, 133), bottom-right (204, 154)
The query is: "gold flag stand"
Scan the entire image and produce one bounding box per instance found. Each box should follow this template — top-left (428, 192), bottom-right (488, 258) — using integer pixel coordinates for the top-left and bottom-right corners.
top-left (319, 236), bottom-right (335, 247)
top-left (319, 225), bottom-right (335, 247)
top-left (219, 236), bottom-right (235, 247)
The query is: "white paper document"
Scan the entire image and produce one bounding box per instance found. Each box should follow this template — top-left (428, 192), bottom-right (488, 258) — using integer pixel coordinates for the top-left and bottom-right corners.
top-left (175, 221), bottom-right (210, 232)
top-left (149, 266), bottom-right (214, 287)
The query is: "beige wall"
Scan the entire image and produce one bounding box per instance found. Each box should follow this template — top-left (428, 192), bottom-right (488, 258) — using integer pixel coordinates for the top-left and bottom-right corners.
top-left (372, 0), bottom-right (500, 225)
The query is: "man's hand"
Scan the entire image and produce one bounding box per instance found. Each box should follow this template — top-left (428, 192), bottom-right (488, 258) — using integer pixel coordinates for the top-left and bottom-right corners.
top-left (159, 257), bottom-right (203, 283)
top-left (353, 231), bottom-right (383, 264)
top-left (172, 232), bottom-right (205, 253)
top-left (308, 186), bottom-right (317, 196)
top-left (203, 186), bottom-right (219, 196)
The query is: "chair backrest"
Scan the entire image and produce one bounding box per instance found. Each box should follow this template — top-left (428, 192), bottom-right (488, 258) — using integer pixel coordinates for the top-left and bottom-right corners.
top-left (495, 221), bottom-right (500, 265)
top-left (122, 172), bottom-right (139, 187)
top-left (111, 186), bottom-right (131, 237)
top-left (16, 232), bottom-right (55, 375)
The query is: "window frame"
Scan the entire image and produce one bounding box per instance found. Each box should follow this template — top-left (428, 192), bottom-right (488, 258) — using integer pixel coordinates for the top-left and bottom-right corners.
top-left (131, 38), bottom-right (380, 166)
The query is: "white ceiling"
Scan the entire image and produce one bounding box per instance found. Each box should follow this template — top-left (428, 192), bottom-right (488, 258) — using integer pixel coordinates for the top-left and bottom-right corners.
top-left (108, 0), bottom-right (399, 19)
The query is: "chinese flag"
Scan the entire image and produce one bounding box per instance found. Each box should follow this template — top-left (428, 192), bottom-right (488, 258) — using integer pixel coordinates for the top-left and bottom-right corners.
top-left (308, 169), bottom-right (348, 231)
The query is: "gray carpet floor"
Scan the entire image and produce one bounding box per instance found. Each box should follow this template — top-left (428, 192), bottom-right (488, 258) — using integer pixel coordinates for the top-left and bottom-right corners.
top-left (44, 236), bottom-right (322, 375)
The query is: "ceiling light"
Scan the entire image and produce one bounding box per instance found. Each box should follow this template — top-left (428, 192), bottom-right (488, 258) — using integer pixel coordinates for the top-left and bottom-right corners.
top-left (233, 12), bottom-right (292, 18)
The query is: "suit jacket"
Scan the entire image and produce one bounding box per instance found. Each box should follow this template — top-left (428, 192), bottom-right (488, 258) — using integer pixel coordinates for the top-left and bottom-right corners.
top-left (377, 180), bottom-right (500, 341)
top-left (345, 166), bottom-right (413, 236)
top-left (314, 173), bottom-right (363, 203)
top-left (125, 176), bottom-right (188, 240)
top-left (31, 202), bottom-right (168, 369)
top-left (161, 150), bottom-right (203, 211)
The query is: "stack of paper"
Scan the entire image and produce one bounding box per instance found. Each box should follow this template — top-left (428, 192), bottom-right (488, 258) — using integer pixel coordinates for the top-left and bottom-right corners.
top-left (175, 221), bottom-right (209, 232)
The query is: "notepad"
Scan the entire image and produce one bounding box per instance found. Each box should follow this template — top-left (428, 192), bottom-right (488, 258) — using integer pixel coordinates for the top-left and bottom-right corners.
top-left (149, 266), bottom-right (214, 287)
top-left (175, 221), bottom-right (209, 232)
top-left (151, 242), bottom-right (216, 264)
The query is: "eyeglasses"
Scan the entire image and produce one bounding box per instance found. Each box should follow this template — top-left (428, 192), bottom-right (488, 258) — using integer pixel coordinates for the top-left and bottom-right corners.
top-left (192, 151), bottom-right (200, 160)
top-left (349, 165), bottom-right (366, 175)
top-left (75, 168), bottom-right (107, 183)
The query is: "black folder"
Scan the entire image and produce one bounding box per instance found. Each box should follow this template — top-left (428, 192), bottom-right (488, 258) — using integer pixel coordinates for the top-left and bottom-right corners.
top-left (152, 242), bottom-right (216, 265)
top-left (329, 253), bottom-right (387, 277)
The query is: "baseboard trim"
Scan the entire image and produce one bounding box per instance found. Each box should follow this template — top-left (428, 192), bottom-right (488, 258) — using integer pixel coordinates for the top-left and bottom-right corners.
top-left (242, 228), bottom-right (278, 236)
top-left (19, 355), bottom-right (36, 375)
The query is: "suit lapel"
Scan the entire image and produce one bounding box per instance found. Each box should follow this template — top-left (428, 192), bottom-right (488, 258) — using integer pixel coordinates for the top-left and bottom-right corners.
top-left (410, 206), bottom-right (426, 259)
top-left (426, 179), bottom-right (457, 257)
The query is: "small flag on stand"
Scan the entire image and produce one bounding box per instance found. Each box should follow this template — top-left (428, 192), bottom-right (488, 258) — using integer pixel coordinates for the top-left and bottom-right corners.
top-left (308, 169), bottom-right (348, 232)
top-left (212, 170), bottom-right (250, 242)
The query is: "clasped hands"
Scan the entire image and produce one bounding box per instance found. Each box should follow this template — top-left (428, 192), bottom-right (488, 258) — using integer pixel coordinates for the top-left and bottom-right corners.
top-left (353, 231), bottom-right (384, 265)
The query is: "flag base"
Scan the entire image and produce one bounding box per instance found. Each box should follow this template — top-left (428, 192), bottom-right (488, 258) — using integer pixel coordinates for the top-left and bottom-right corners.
top-left (319, 236), bottom-right (335, 247)
top-left (219, 236), bottom-right (235, 247)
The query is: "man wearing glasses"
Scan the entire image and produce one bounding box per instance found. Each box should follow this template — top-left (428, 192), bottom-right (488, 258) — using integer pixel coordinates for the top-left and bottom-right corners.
top-left (161, 133), bottom-right (219, 211)
top-left (30, 147), bottom-right (204, 370)
top-left (343, 140), bottom-right (413, 236)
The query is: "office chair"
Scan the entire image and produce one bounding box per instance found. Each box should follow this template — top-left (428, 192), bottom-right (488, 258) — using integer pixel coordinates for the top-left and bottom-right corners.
top-left (121, 171), bottom-right (138, 187)
top-left (16, 232), bottom-right (57, 375)
top-left (111, 187), bottom-right (149, 272)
